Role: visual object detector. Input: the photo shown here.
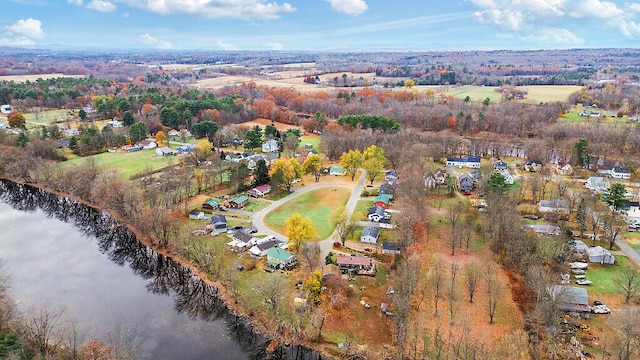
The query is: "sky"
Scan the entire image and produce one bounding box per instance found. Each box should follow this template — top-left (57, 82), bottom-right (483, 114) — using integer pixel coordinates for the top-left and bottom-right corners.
top-left (2, 0), bottom-right (640, 51)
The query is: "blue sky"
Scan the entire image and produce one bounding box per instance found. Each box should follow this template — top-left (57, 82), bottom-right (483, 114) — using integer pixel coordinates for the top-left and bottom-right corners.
top-left (2, 0), bottom-right (640, 51)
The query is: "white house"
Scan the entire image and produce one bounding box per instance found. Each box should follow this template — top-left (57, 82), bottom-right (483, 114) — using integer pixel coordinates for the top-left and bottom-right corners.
top-left (586, 177), bottom-right (608, 194)
top-left (538, 199), bottom-right (570, 214)
top-left (1, 105), bottom-right (12, 114)
top-left (188, 210), bottom-right (206, 220)
top-left (360, 226), bottom-right (380, 244)
top-left (446, 156), bottom-right (481, 169)
top-left (612, 167), bottom-right (632, 179)
top-left (500, 169), bottom-right (514, 185)
top-left (107, 119), bottom-right (123, 128)
top-left (367, 206), bottom-right (386, 222)
top-left (155, 146), bottom-right (174, 156)
top-left (587, 246), bottom-right (615, 265)
top-left (262, 139), bottom-right (279, 153)
top-left (623, 201), bottom-right (640, 228)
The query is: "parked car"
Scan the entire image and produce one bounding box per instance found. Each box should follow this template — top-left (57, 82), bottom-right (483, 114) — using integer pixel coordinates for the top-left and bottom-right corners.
top-left (218, 206), bottom-right (228, 212)
top-left (593, 300), bottom-right (604, 306)
top-left (523, 214), bottom-right (540, 220)
top-left (576, 279), bottom-right (593, 286)
top-left (590, 304), bottom-right (611, 314)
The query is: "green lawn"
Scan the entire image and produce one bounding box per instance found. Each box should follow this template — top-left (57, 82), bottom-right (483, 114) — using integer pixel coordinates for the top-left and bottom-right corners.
top-left (623, 231), bottom-right (640, 249)
top-left (299, 134), bottom-right (321, 150)
top-left (445, 85), bottom-right (502, 103)
top-left (60, 148), bottom-right (178, 179)
top-left (444, 85), bottom-right (582, 104)
top-left (586, 256), bottom-right (631, 297)
top-left (264, 187), bottom-right (350, 239)
top-left (243, 198), bottom-right (271, 212)
top-left (351, 200), bottom-right (371, 221)
top-left (23, 109), bottom-right (76, 126)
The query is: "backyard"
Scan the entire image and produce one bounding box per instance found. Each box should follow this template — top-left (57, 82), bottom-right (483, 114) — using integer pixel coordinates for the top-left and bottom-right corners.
top-left (60, 148), bottom-right (178, 179)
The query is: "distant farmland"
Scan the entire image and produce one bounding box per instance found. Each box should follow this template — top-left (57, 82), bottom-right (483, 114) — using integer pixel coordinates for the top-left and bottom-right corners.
top-left (0, 74), bottom-right (85, 82)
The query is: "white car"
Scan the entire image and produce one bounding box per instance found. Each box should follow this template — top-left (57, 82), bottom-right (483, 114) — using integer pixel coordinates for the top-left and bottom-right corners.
top-left (576, 279), bottom-right (592, 286)
top-left (590, 304), bottom-right (611, 314)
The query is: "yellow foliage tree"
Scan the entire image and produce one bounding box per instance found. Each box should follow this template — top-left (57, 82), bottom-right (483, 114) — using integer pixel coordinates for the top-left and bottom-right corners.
top-left (303, 270), bottom-right (323, 304)
top-left (340, 149), bottom-right (363, 181)
top-left (270, 158), bottom-right (301, 191)
top-left (405, 78), bottom-right (416, 88)
top-left (302, 154), bottom-right (322, 182)
top-left (194, 139), bottom-right (213, 160)
top-left (286, 213), bottom-right (317, 253)
top-left (155, 130), bottom-right (167, 146)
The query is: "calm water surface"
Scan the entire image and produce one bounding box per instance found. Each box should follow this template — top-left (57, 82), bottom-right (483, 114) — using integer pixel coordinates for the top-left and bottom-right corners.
top-left (0, 181), bottom-right (256, 359)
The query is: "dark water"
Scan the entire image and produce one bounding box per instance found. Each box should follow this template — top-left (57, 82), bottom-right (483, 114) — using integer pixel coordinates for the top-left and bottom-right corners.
top-left (0, 180), bottom-right (320, 360)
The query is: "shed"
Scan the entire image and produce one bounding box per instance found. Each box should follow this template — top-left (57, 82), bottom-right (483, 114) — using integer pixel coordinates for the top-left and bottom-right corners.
top-left (547, 285), bottom-right (590, 313)
top-left (329, 166), bottom-right (346, 176)
top-left (155, 146), bottom-right (174, 156)
top-left (382, 241), bottom-right (401, 254)
top-left (202, 199), bottom-right (220, 210)
top-left (229, 195), bottom-right (249, 209)
top-left (189, 210), bottom-right (206, 220)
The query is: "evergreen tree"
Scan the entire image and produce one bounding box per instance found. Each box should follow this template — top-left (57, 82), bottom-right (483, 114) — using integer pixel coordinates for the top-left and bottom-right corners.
top-left (604, 182), bottom-right (629, 211)
top-left (15, 132), bottom-right (29, 148)
top-left (253, 159), bottom-right (270, 187)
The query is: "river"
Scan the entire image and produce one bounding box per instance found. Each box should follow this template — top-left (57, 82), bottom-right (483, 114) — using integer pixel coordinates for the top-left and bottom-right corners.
top-left (0, 180), bottom-right (319, 360)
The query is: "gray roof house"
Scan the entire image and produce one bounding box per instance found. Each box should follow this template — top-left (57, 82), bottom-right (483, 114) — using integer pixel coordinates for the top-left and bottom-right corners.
top-left (211, 214), bottom-right (228, 233)
top-left (382, 241), bottom-right (401, 254)
top-left (368, 206), bottom-right (386, 222)
top-left (459, 173), bottom-right (474, 193)
top-left (587, 246), bottom-right (615, 265)
top-left (538, 199), bottom-right (570, 214)
top-left (547, 285), bottom-right (590, 313)
top-left (360, 226), bottom-right (380, 244)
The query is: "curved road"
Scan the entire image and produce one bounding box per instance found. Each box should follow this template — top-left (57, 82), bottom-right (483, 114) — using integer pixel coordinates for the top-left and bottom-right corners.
top-left (251, 170), bottom-right (366, 267)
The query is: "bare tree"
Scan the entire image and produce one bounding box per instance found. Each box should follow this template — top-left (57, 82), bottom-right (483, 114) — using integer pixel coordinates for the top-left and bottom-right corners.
top-left (393, 254), bottom-right (422, 355)
top-left (447, 261), bottom-right (459, 324)
top-left (107, 325), bottom-right (150, 360)
top-left (447, 202), bottom-right (465, 256)
top-left (463, 260), bottom-right (481, 303)
top-left (616, 265), bottom-right (640, 305)
top-left (487, 278), bottom-right (501, 324)
top-left (301, 242), bottom-right (321, 270)
top-left (20, 306), bottom-right (67, 356)
top-left (332, 211), bottom-right (354, 246)
top-left (0, 265), bottom-right (16, 332)
top-left (601, 211), bottom-right (625, 250)
top-left (608, 307), bottom-right (640, 360)
top-left (254, 275), bottom-right (288, 314)
top-left (430, 255), bottom-right (446, 317)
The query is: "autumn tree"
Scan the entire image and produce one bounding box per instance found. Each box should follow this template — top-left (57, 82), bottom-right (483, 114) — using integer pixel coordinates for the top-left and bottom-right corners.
top-left (155, 130), bottom-right (167, 146)
top-left (362, 145), bottom-right (387, 185)
top-left (303, 270), bottom-right (323, 304)
top-left (302, 153), bottom-right (322, 182)
top-left (340, 149), bottom-right (363, 181)
top-left (405, 79), bottom-right (415, 88)
top-left (193, 139), bottom-right (213, 161)
top-left (7, 111), bottom-right (26, 128)
top-left (286, 213), bottom-right (317, 253)
top-left (270, 158), bottom-right (301, 191)
top-left (332, 211), bottom-right (355, 246)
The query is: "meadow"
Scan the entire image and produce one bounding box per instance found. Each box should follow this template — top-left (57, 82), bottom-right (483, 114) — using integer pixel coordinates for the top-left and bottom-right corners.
top-left (61, 148), bottom-right (177, 179)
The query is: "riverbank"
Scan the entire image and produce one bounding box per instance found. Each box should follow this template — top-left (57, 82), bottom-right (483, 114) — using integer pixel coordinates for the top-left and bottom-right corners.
top-left (0, 177), bottom-right (328, 359)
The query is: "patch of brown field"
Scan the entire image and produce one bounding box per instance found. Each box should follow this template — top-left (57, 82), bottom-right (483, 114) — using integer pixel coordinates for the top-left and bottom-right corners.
top-left (0, 74), bottom-right (85, 82)
top-left (238, 118), bottom-right (301, 132)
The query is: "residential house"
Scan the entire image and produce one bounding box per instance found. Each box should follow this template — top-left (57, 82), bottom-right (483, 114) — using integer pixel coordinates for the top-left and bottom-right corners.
top-left (263, 153), bottom-right (278, 165)
top-left (56, 139), bottom-right (69, 149)
top-left (538, 199), bottom-right (570, 214)
top-left (587, 246), bottom-right (615, 265)
top-left (136, 139), bottom-right (157, 150)
top-left (623, 201), bottom-right (640, 229)
top-left (523, 224), bottom-right (561, 236)
top-left (384, 170), bottom-right (399, 185)
top-left (211, 214), bottom-right (228, 233)
top-left (585, 177), bottom-right (608, 194)
top-left (373, 194), bottom-right (393, 209)
top-left (248, 184), bottom-right (271, 198)
top-left (468, 169), bottom-right (482, 183)
top-left (155, 146), bottom-right (174, 156)
top-left (424, 172), bottom-right (437, 189)
top-left (458, 173), bottom-right (474, 193)
top-left (493, 159), bottom-right (508, 171)
top-left (249, 239), bottom-right (278, 258)
top-left (176, 144), bottom-right (194, 154)
top-left (202, 199), bottom-right (220, 211)
top-left (336, 255), bottom-right (374, 273)
top-left (613, 167), bottom-right (632, 180)
top-left (524, 160), bottom-right (543, 172)
top-left (122, 144), bottom-right (141, 152)
top-left (379, 218), bottom-right (395, 229)
top-left (226, 231), bottom-right (255, 252)
top-left (548, 149), bottom-right (564, 164)
top-left (107, 119), bottom-right (123, 128)
top-left (266, 247), bottom-right (297, 271)
top-left (360, 226), bottom-right (380, 244)
top-left (500, 169), bottom-right (514, 185)
top-left (382, 241), bottom-right (401, 254)
top-left (379, 183), bottom-right (395, 195)
top-left (446, 156), bottom-right (481, 169)
top-left (62, 128), bottom-right (80, 137)
top-left (546, 285), bottom-right (590, 313)
top-left (556, 162), bottom-right (573, 176)
top-left (262, 139), bottom-right (279, 153)
top-left (329, 166), bottom-right (346, 176)
top-left (189, 210), bottom-right (206, 220)
top-left (368, 206), bottom-right (386, 222)
top-left (572, 240), bottom-right (589, 255)
top-left (1, 104), bottom-right (12, 114)
top-left (228, 195), bottom-right (249, 209)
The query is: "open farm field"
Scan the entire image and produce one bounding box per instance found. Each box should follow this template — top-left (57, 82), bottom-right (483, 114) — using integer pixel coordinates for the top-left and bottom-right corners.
top-left (23, 109), bottom-right (76, 126)
top-left (443, 85), bottom-right (503, 102)
top-left (523, 85), bottom-right (582, 103)
top-left (264, 187), bottom-right (349, 239)
top-left (61, 148), bottom-right (177, 179)
top-left (237, 118), bottom-right (300, 132)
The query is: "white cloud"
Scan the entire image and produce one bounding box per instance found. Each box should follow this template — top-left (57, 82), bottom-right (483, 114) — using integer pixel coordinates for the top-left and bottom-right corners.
top-left (325, 0), bottom-right (368, 15)
top-left (86, 0), bottom-right (116, 12)
top-left (67, 0), bottom-right (84, 5)
top-left (2, 18), bottom-right (45, 46)
top-left (120, 0), bottom-right (296, 19)
top-left (469, 0), bottom-right (640, 38)
top-left (6, 18), bottom-right (45, 39)
top-left (139, 33), bottom-right (172, 49)
top-left (475, 9), bottom-right (524, 30)
top-left (521, 28), bottom-right (584, 45)
top-left (619, 20), bottom-right (640, 37)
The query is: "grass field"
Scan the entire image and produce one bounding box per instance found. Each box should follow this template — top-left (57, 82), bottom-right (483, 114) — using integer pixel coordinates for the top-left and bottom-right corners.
top-left (444, 85), bottom-right (582, 104)
top-left (243, 198), bottom-right (271, 212)
top-left (264, 187), bottom-right (350, 239)
top-left (351, 200), bottom-right (371, 221)
top-left (23, 109), bottom-right (76, 126)
top-left (445, 85), bottom-right (502, 103)
top-left (586, 256), bottom-right (630, 297)
top-left (60, 148), bottom-right (177, 179)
